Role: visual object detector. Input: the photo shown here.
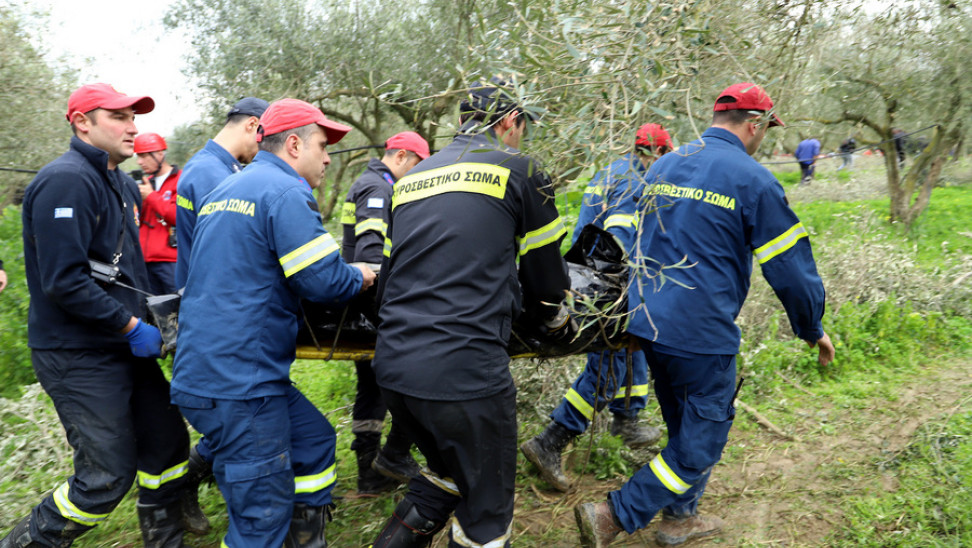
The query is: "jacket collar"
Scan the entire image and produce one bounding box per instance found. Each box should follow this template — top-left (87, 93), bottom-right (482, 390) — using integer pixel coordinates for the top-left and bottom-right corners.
top-left (70, 136), bottom-right (114, 176)
top-left (701, 127), bottom-right (747, 153)
top-left (252, 150), bottom-right (301, 180)
top-left (204, 139), bottom-right (243, 172)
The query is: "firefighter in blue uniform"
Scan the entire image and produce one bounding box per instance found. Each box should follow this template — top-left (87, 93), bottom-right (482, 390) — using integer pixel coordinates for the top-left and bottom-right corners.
top-left (575, 83), bottom-right (836, 547)
top-left (3, 84), bottom-right (193, 548)
top-left (170, 98), bottom-right (376, 548)
top-left (521, 123), bottom-right (673, 492)
top-left (172, 96), bottom-right (268, 535)
top-left (175, 97), bottom-right (268, 288)
top-left (370, 80), bottom-right (574, 547)
top-left (340, 131), bottom-right (430, 496)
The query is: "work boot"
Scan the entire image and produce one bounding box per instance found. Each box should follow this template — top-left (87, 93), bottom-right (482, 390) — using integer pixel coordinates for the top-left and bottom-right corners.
top-left (354, 444), bottom-right (397, 497)
top-left (575, 500), bottom-right (623, 548)
top-left (654, 513), bottom-right (724, 546)
top-left (137, 501), bottom-right (192, 548)
top-left (372, 499), bottom-right (446, 548)
top-left (180, 445), bottom-right (212, 534)
top-left (610, 414), bottom-right (663, 448)
top-left (520, 421), bottom-right (576, 492)
top-left (0, 516), bottom-right (40, 548)
top-left (372, 448), bottom-right (421, 484)
top-left (283, 503), bottom-right (332, 548)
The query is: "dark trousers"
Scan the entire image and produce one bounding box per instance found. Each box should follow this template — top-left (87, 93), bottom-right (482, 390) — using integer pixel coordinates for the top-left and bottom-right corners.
top-left (352, 360), bottom-right (411, 457)
top-left (381, 384), bottom-right (517, 547)
top-left (146, 261), bottom-right (176, 295)
top-left (27, 348), bottom-right (190, 539)
top-left (172, 385), bottom-right (337, 548)
top-left (550, 349), bottom-right (649, 434)
top-left (799, 161), bottom-right (815, 182)
top-left (609, 340), bottom-right (736, 533)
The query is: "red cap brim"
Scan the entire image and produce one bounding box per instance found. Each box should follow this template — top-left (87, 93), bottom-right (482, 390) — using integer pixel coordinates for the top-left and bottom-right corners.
top-left (320, 119), bottom-right (352, 146)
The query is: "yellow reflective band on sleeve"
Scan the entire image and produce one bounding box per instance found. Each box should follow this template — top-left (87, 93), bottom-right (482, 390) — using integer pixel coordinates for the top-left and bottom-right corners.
top-left (565, 387), bottom-right (595, 420)
top-left (584, 185), bottom-right (605, 199)
top-left (137, 460), bottom-right (189, 490)
top-left (603, 213), bottom-right (637, 231)
top-left (279, 234), bottom-right (339, 277)
top-left (340, 202), bottom-right (356, 225)
top-left (392, 163), bottom-right (509, 209)
top-left (450, 517), bottom-right (512, 548)
top-left (420, 468), bottom-right (461, 496)
top-left (612, 384), bottom-right (649, 399)
top-left (649, 453), bottom-right (692, 494)
top-left (221, 541), bottom-right (231, 548)
top-left (753, 223), bottom-right (808, 264)
top-left (383, 237), bottom-right (392, 258)
top-left (294, 463), bottom-right (336, 494)
top-left (516, 217), bottom-right (567, 257)
top-left (355, 218), bottom-right (388, 238)
top-left (176, 195), bottom-right (194, 212)
top-left (53, 482), bottom-right (109, 526)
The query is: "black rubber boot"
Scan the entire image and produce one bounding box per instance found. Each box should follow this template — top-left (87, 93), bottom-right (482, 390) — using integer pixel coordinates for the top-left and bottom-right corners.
top-left (180, 445), bottom-right (212, 534)
top-left (354, 433), bottom-right (397, 496)
top-left (609, 414), bottom-right (663, 448)
top-left (373, 424), bottom-right (420, 484)
top-left (0, 516), bottom-right (41, 548)
top-left (520, 421), bottom-right (576, 492)
top-left (283, 503), bottom-right (332, 548)
top-left (0, 514), bottom-right (91, 548)
top-left (137, 501), bottom-right (192, 548)
top-left (372, 499), bottom-right (446, 548)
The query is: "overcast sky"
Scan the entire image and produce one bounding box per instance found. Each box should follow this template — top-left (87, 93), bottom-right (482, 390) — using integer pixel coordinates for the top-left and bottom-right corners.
top-left (25, 0), bottom-right (202, 136)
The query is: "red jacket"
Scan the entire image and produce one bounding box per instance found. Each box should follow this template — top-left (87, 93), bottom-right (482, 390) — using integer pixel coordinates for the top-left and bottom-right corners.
top-left (139, 167), bottom-right (180, 263)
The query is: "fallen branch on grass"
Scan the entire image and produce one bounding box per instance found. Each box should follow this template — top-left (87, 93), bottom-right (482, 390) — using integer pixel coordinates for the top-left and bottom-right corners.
top-left (735, 398), bottom-right (801, 442)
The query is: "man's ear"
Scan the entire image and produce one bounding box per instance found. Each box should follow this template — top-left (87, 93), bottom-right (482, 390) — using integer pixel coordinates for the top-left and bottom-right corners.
top-left (72, 112), bottom-right (91, 134)
top-left (286, 133), bottom-right (302, 158)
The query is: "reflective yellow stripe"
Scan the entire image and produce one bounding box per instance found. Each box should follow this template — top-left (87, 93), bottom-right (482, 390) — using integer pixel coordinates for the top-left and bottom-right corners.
top-left (517, 217), bottom-right (567, 257)
top-left (604, 213), bottom-right (637, 230)
top-left (137, 460), bottom-right (189, 490)
top-left (421, 468), bottom-right (460, 496)
top-left (295, 463), bottom-right (336, 494)
top-left (383, 237), bottom-right (392, 258)
top-left (584, 185), bottom-right (605, 198)
top-left (279, 234), bottom-right (339, 277)
top-left (613, 384), bottom-right (649, 399)
top-left (450, 517), bottom-right (512, 547)
top-left (355, 218), bottom-right (387, 237)
top-left (176, 194), bottom-right (194, 212)
top-left (753, 223), bottom-right (807, 264)
top-left (221, 541), bottom-right (231, 548)
top-left (649, 453), bottom-right (691, 494)
top-left (53, 482), bottom-right (109, 526)
top-left (565, 387), bottom-right (595, 420)
top-left (392, 163), bottom-right (510, 209)
top-left (340, 202), bottom-right (356, 225)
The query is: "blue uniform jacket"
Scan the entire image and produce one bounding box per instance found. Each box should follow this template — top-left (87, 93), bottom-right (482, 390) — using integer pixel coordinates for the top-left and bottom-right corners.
top-left (628, 127), bottom-right (826, 354)
top-left (172, 151), bottom-right (363, 399)
top-left (21, 137), bottom-right (150, 350)
top-left (573, 152), bottom-right (647, 251)
top-left (175, 139), bottom-right (242, 288)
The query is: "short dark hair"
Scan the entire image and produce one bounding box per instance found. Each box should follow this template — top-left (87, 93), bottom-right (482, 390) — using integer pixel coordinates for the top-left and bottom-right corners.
top-left (259, 123), bottom-right (319, 153)
top-left (712, 96), bottom-right (761, 125)
top-left (383, 148), bottom-right (420, 161)
top-left (635, 143), bottom-right (672, 156)
top-left (226, 113), bottom-right (255, 126)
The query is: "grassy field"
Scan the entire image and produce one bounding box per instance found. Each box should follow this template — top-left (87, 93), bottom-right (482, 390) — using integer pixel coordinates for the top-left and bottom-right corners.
top-left (1, 153), bottom-right (971, 546)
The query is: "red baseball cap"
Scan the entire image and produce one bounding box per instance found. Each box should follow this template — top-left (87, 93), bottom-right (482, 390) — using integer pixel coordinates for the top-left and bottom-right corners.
top-left (713, 83), bottom-right (784, 127)
top-left (385, 131), bottom-right (430, 159)
top-left (259, 98), bottom-right (352, 145)
top-left (66, 83), bottom-right (155, 122)
top-left (635, 123), bottom-right (673, 148)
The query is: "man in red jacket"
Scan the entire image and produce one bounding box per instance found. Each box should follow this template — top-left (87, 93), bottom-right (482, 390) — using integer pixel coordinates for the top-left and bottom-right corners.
top-left (135, 133), bottom-right (180, 295)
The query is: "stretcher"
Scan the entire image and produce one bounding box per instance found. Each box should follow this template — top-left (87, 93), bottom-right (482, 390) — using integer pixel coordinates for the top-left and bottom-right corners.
top-left (295, 225), bottom-right (629, 361)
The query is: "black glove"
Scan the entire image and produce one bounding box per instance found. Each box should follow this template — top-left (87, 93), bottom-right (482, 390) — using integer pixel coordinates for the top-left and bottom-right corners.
top-left (540, 304), bottom-right (579, 345)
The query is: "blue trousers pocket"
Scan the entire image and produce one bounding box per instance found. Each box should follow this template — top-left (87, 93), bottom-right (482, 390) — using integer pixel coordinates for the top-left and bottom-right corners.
top-left (224, 451), bottom-right (294, 533)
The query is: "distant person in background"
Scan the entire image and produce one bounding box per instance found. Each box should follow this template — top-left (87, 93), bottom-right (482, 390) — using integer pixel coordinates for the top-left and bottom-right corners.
top-left (134, 133), bottom-right (180, 295)
top-left (892, 128), bottom-right (907, 166)
top-left (0, 259), bottom-right (7, 293)
top-left (794, 137), bottom-right (821, 184)
top-left (838, 137), bottom-right (856, 171)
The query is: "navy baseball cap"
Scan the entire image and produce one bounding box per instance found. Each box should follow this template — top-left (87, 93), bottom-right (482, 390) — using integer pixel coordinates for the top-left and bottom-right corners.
top-left (227, 97), bottom-right (270, 119)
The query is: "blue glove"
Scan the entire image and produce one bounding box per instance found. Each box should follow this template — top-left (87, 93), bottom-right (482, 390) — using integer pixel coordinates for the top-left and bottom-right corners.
top-left (125, 318), bottom-right (163, 358)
